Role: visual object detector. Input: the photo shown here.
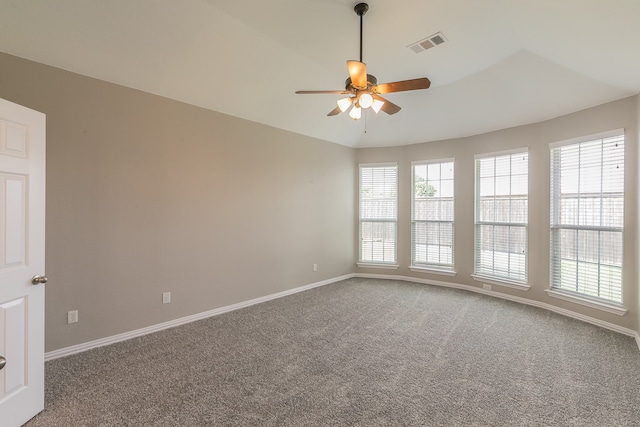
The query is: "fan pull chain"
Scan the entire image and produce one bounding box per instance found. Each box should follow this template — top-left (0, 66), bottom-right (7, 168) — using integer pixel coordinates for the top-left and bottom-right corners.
top-left (364, 109), bottom-right (367, 133)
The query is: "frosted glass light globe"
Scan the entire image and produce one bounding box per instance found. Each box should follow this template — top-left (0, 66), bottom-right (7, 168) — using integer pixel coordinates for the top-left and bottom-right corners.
top-left (359, 93), bottom-right (373, 109)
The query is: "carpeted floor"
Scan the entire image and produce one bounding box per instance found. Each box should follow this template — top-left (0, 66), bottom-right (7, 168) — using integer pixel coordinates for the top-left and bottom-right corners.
top-left (24, 278), bottom-right (640, 426)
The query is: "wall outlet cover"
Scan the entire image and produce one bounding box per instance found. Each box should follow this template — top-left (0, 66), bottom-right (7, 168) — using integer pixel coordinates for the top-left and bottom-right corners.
top-left (162, 292), bottom-right (171, 304)
top-left (67, 310), bottom-right (78, 324)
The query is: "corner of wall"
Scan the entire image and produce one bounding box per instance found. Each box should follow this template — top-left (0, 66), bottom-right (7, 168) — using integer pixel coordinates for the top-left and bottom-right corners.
top-left (636, 93), bottom-right (640, 340)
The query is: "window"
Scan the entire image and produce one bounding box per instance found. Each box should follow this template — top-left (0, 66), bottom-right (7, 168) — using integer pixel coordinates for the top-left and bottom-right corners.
top-left (411, 160), bottom-right (454, 272)
top-left (474, 150), bottom-right (528, 284)
top-left (550, 131), bottom-right (624, 304)
top-left (359, 164), bottom-right (397, 266)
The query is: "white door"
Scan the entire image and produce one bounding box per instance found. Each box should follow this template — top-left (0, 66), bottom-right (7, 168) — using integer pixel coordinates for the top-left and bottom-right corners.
top-left (0, 98), bottom-right (46, 426)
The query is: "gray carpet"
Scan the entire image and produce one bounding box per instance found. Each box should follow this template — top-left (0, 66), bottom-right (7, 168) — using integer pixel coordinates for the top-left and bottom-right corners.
top-left (25, 278), bottom-right (640, 426)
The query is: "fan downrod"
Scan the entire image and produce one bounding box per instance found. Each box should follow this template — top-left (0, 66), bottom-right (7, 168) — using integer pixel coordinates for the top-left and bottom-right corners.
top-left (354, 3), bottom-right (369, 16)
top-left (354, 3), bottom-right (369, 63)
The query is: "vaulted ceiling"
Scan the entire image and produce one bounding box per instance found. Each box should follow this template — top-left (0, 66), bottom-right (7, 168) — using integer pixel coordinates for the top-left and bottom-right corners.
top-left (1, 0), bottom-right (639, 147)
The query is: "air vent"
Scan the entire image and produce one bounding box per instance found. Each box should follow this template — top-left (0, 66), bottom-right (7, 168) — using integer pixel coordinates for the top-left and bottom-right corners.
top-left (408, 32), bottom-right (447, 53)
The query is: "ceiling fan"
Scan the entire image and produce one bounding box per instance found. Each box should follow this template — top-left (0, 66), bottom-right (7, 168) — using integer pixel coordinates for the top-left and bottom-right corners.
top-left (295, 2), bottom-right (431, 120)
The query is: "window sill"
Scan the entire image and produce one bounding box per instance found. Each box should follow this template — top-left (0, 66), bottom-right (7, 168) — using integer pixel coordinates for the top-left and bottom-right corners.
top-left (356, 262), bottom-right (399, 270)
top-left (545, 289), bottom-right (627, 316)
top-left (471, 274), bottom-right (530, 291)
top-left (409, 266), bottom-right (457, 277)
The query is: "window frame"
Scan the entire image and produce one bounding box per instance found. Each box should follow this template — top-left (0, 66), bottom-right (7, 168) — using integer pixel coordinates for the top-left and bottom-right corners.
top-left (473, 148), bottom-right (529, 288)
top-left (357, 162), bottom-right (399, 268)
top-left (547, 129), bottom-right (625, 313)
top-left (410, 158), bottom-right (455, 275)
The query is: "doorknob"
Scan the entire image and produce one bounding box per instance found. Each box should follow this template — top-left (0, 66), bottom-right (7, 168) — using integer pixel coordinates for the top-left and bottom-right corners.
top-left (0, 356), bottom-right (6, 371)
top-left (31, 275), bottom-right (48, 285)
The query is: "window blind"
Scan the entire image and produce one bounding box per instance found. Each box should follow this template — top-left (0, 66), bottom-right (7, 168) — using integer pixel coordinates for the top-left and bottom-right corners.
top-left (474, 151), bottom-right (528, 283)
top-left (411, 160), bottom-right (454, 271)
top-left (550, 134), bottom-right (624, 303)
top-left (359, 164), bottom-right (398, 264)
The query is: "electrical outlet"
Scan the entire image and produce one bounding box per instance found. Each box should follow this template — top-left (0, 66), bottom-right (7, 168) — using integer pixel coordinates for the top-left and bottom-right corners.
top-left (162, 292), bottom-right (171, 304)
top-left (483, 284), bottom-right (491, 291)
top-left (67, 310), bottom-right (78, 324)
top-left (313, 263), bottom-right (318, 272)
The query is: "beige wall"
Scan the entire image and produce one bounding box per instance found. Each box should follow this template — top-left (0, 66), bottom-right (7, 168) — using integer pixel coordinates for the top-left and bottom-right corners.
top-left (0, 53), bottom-right (356, 351)
top-left (357, 96), bottom-right (639, 332)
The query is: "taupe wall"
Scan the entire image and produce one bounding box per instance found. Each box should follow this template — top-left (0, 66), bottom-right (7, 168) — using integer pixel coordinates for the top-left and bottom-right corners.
top-left (357, 96), bottom-right (639, 331)
top-left (0, 53), bottom-right (356, 351)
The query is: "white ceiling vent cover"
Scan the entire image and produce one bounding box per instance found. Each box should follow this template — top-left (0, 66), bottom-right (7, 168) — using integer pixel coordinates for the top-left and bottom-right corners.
top-left (408, 32), bottom-right (447, 53)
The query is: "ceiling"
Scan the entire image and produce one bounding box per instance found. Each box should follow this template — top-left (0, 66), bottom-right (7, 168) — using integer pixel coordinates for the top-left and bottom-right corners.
top-left (1, 0), bottom-right (639, 148)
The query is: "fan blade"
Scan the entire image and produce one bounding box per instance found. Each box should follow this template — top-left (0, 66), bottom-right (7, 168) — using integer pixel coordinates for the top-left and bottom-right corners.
top-left (296, 90), bottom-right (350, 94)
top-left (373, 77), bottom-right (431, 94)
top-left (372, 94), bottom-right (401, 115)
top-left (327, 106), bottom-right (342, 116)
top-left (347, 60), bottom-right (368, 89)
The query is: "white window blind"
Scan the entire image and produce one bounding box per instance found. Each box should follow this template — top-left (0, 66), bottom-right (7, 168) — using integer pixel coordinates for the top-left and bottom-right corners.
top-left (550, 133), bottom-right (624, 303)
top-left (359, 164), bottom-right (397, 264)
top-left (411, 160), bottom-right (454, 271)
top-left (474, 151), bottom-right (528, 283)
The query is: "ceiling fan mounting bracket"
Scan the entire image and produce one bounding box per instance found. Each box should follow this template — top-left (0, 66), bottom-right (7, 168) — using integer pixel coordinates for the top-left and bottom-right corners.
top-left (354, 3), bottom-right (369, 17)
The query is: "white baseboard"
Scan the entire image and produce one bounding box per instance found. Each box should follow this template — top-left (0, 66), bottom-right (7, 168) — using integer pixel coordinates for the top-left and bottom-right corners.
top-left (45, 274), bottom-right (355, 361)
top-left (355, 273), bottom-right (638, 340)
top-left (46, 272), bottom-right (638, 361)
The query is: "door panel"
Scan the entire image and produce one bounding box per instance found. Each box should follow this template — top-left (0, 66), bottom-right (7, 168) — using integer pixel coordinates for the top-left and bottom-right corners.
top-left (3, 174), bottom-right (27, 267)
top-left (0, 297), bottom-right (27, 396)
top-left (0, 99), bottom-right (45, 427)
top-left (0, 119), bottom-right (28, 158)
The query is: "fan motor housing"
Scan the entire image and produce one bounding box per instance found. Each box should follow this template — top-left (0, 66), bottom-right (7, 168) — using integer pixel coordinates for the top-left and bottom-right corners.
top-left (345, 74), bottom-right (377, 91)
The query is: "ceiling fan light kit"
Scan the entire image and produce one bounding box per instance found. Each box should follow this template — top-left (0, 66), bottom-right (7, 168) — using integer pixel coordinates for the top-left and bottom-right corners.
top-left (349, 106), bottom-right (362, 120)
top-left (337, 97), bottom-right (353, 112)
top-left (295, 2), bottom-right (431, 121)
top-left (359, 93), bottom-right (373, 108)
